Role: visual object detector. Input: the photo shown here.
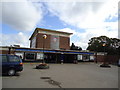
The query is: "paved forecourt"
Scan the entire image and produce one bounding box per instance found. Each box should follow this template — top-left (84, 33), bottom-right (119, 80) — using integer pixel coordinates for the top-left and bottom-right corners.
top-left (2, 62), bottom-right (118, 88)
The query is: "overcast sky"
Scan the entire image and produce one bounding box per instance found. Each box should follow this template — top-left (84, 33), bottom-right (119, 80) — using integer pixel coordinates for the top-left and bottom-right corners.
top-left (0, 0), bottom-right (119, 50)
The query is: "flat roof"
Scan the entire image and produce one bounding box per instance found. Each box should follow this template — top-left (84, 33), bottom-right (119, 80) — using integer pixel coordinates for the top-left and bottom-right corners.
top-left (29, 28), bottom-right (73, 40)
top-left (14, 47), bottom-right (94, 55)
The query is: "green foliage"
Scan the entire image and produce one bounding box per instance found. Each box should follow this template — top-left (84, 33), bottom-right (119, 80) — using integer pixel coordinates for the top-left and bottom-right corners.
top-left (87, 36), bottom-right (120, 55)
top-left (70, 43), bottom-right (82, 51)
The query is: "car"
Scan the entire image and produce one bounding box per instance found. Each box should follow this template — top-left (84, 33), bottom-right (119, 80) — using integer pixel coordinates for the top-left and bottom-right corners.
top-left (0, 54), bottom-right (23, 76)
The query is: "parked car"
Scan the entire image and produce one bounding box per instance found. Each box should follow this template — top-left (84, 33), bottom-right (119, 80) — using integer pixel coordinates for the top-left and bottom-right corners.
top-left (0, 54), bottom-right (23, 76)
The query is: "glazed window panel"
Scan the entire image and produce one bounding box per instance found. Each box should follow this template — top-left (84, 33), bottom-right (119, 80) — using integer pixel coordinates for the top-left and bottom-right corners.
top-left (31, 36), bottom-right (36, 48)
top-left (37, 53), bottom-right (43, 60)
top-left (25, 53), bottom-right (35, 60)
top-left (77, 55), bottom-right (82, 60)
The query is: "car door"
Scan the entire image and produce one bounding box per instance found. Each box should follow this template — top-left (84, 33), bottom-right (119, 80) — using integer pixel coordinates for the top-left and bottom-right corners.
top-left (1, 55), bottom-right (9, 73)
top-left (8, 55), bottom-right (21, 70)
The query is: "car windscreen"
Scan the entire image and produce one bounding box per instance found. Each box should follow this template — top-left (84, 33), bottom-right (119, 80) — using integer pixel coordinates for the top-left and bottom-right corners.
top-left (8, 55), bottom-right (20, 62)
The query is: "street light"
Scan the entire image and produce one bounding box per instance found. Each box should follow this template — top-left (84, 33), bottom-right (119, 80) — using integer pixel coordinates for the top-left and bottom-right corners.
top-left (35, 34), bottom-right (49, 69)
top-left (43, 35), bottom-right (47, 63)
top-left (8, 45), bottom-right (13, 54)
top-left (95, 45), bottom-right (98, 63)
top-left (102, 41), bottom-right (106, 64)
top-left (100, 41), bottom-right (111, 68)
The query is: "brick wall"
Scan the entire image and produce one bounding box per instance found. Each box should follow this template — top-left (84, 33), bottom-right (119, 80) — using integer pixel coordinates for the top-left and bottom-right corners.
top-left (36, 33), bottom-right (51, 49)
top-left (96, 55), bottom-right (119, 64)
top-left (106, 55), bottom-right (119, 64)
top-left (34, 33), bottom-right (70, 50)
top-left (59, 36), bottom-right (70, 50)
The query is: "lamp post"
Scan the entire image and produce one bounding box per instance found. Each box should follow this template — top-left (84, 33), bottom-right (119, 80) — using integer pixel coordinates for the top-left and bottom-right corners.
top-left (8, 45), bottom-right (12, 54)
top-left (35, 34), bottom-right (49, 69)
top-left (102, 41), bottom-right (106, 65)
top-left (43, 35), bottom-right (47, 63)
top-left (95, 45), bottom-right (98, 63)
top-left (100, 41), bottom-right (111, 67)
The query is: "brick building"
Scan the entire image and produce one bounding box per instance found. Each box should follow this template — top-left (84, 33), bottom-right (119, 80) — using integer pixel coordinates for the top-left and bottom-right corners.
top-left (0, 28), bottom-right (119, 63)
top-left (0, 28), bottom-right (95, 63)
top-left (29, 28), bottom-right (72, 50)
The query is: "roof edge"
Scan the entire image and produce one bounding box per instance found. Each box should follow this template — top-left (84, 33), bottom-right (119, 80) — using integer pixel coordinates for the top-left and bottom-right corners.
top-left (29, 27), bottom-right (73, 40)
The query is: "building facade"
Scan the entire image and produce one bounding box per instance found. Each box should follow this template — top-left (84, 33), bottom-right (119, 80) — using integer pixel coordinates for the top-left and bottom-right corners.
top-left (29, 28), bottom-right (72, 50)
top-left (0, 27), bottom-right (97, 63)
top-left (0, 46), bottom-right (95, 63)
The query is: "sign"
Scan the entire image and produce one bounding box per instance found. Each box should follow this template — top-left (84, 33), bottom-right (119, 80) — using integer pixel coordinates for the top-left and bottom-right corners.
top-left (77, 55), bottom-right (82, 60)
top-left (37, 53), bottom-right (43, 59)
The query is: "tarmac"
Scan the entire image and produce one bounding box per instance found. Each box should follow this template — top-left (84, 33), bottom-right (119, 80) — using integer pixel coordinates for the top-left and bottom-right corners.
top-left (2, 62), bottom-right (118, 88)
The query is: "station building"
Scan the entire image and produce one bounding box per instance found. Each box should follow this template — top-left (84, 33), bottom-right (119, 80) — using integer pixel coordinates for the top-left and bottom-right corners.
top-left (0, 28), bottom-right (95, 63)
top-left (29, 28), bottom-right (72, 50)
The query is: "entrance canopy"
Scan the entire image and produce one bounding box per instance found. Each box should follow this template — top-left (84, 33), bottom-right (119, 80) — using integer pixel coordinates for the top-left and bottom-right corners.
top-left (15, 48), bottom-right (94, 55)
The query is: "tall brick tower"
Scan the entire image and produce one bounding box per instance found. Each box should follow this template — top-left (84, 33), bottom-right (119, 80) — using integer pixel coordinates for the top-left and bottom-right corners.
top-left (29, 28), bottom-right (72, 50)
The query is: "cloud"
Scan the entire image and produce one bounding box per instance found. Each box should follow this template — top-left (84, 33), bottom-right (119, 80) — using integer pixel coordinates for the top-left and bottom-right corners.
top-left (1, 0), bottom-right (43, 31)
top-left (1, 0), bottom-right (119, 49)
top-left (57, 28), bottom-right (76, 35)
top-left (46, 0), bottom-right (118, 28)
top-left (75, 26), bottom-right (118, 49)
top-left (56, 23), bottom-right (118, 49)
top-left (0, 32), bottom-right (30, 47)
top-left (45, 0), bottom-right (118, 49)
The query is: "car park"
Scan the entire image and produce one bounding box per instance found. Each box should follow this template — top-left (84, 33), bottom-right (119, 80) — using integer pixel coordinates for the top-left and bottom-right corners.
top-left (0, 54), bottom-right (23, 76)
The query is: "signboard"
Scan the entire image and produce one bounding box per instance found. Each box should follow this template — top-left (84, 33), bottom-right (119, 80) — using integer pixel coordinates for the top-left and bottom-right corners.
top-left (37, 53), bottom-right (43, 60)
top-left (90, 56), bottom-right (94, 60)
top-left (77, 55), bottom-right (82, 60)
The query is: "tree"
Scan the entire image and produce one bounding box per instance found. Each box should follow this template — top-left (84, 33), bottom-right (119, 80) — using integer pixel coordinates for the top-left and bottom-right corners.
top-left (70, 43), bottom-right (82, 50)
top-left (87, 36), bottom-right (120, 55)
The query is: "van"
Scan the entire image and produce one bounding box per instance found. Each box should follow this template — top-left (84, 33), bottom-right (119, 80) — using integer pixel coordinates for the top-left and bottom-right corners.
top-left (0, 54), bottom-right (23, 76)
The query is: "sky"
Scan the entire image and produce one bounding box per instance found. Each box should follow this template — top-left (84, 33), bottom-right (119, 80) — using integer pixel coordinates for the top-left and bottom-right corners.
top-left (0, 0), bottom-right (119, 50)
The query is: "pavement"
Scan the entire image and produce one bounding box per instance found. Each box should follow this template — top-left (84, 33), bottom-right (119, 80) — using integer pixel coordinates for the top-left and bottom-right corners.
top-left (2, 62), bottom-right (118, 88)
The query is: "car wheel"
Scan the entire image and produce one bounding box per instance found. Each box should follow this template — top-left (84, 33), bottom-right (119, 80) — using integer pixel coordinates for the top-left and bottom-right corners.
top-left (8, 69), bottom-right (16, 76)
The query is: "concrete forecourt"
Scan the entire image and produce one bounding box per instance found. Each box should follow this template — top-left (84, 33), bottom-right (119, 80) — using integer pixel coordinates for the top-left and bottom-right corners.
top-left (2, 62), bottom-right (118, 88)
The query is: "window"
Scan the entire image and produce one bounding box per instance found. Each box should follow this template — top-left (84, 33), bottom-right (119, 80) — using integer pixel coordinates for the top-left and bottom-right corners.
top-left (0, 55), bottom-right (7, 62)
top-left (25, 53), bottom-right (35, 60)
top-left (31, 36), bottom-right (36, 48)
top-left (9, 55), bottom-right (20, 62)
top-left (90, 55), bottom-right (94, 60)
top-left (37, 53), bottom-right (43, 60)
top-left (77, 55), bottom-right (82, 60)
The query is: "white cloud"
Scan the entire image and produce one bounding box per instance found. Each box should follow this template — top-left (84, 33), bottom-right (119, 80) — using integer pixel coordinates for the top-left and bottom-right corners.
top-left (0, 32), bottom-right (30, 47)
top-left (1, 0), bottom-right (43, 31)
top-left (1, 0), bottom-right (44, 47)
top-left (46, 0), bottom-right (118, 28)
top-left (74, 25), bottom-right (118, 49)
top-left (45, 0), bottom-right (118, 49)
top-left (57, 28), bottom-right (76, 34)
top-left (1, 0), bottom-right (119, 49)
